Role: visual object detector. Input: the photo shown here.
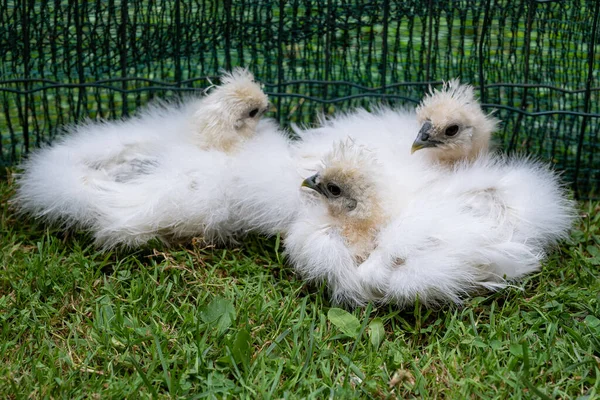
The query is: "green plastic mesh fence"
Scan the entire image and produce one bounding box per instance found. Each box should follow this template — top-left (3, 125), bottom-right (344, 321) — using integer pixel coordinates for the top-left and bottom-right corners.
top-left (1, 0), bottom-right (599, 198)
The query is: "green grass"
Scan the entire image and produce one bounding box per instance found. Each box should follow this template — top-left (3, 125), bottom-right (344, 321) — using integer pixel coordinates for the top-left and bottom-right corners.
top-left (1, 174), bottom-right (599, 399)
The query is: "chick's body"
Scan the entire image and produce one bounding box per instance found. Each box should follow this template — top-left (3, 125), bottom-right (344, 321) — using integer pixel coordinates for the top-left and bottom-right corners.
top-left (360, 159), bottom-right (575, 307)
top-left (228, 119), bottom-right (306, 236)
top-left (286, 140), bottom-right (574, 307)
top-left (15, 68), bottom-right (272, 248)
top-left (424, 154), bottom-right (577, 251)
top-left (15, 100), bottom-right (199, 231)
top-left (411, 79), bottom-right (575, 254)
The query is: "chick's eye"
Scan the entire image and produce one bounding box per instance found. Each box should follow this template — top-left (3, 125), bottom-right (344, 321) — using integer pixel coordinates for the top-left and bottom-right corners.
top-left (248, 108), bottom-right (259, 118)
top-left (445, 125), bottom-right (459, 137)
top-left (326, 183), bottom-right (342, 197)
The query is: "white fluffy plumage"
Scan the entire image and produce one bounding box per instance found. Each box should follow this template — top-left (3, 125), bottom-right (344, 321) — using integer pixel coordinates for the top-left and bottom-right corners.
top-left (362, 154), bottom-right (576, 307)
top-left (14, 64), bottom-right (576, 309)
top-left (285, 136), bottom-right (575, 307)
top-left (412, 79), bottom-right (575, 252)
top-left (228, 120), bottom-right (307, 236)
top-left (285, 140), bottom-right (402, 305)
top-left (14, 68), bottom-right (273, 247)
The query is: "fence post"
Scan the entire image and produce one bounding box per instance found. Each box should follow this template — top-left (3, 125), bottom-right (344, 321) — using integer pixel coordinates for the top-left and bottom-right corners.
top-left (277, 0), bottom-right (286, 124)
top-left (119, 0), bottom-right (129, 116)
top-left (324, 0), bottom-right (334, 101)
top-left (174, 0), bottom-right (182, 86)
top-left (425, 0), bottom-right (434, 81)
top-left (573, 0), bottom-right (600, 198)
top-left (478, 0), bottom-right (494, 107)
top-left (74, 0), bottom-right (87, 120)
top-left (223, 0), bottom-right (232, 72)
top-left (21, 0), bottom-right (31, 156)
top-left (508, 0), bottom-right (537, 152)
top-left (381, 0), bottom-right (390, 89)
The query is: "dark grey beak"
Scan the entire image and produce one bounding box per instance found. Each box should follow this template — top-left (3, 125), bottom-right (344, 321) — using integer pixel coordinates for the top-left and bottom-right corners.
top-left (411, 121), bottom-right (440, 154)
top-left (301, 173), bottom-right (321, 193)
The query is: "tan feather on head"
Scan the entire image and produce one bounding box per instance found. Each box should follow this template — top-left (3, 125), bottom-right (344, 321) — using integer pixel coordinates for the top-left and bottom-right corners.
top-left (413, 79), bottom-right (499, 164)
top-left (191, 67), bottom-right (270, 153)
top-left (301, 140), bottom-right (387, 262)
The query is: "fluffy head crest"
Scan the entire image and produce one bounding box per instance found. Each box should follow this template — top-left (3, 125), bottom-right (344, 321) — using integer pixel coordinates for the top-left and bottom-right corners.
top-left (421, 79), bottom-right (476, 109)
top-left (214, 68), bottom-right (266, 104)
top-left (209, 67), bottom-right (269, 120)
top-left (413, 79), bottom-right (499, 163)
top-left (192, 67), bottom-right (270, 153)
top-left (218, 67), bottom-right (256, 86)
top-left (320, 139), bottom-right (379, 179)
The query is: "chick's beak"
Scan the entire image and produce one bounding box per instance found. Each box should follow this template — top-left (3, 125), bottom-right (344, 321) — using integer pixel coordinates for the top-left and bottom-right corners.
top-left (301, 173), bottom-right (321, 192)
top-left (411, 121), bottom-right (439, 154)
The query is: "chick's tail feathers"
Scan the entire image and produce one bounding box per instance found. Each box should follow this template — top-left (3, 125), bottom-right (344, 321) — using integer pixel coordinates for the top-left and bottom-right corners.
top-left (91, 146), bottom-right (234, 249)
top-left (447, 153), bottom-right (577, 250)
top-left (14, 143), bottom-right (114, 229)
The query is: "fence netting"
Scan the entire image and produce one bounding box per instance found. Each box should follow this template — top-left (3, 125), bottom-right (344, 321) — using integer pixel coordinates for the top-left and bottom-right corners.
top-left (1, 0), bottom-right (599, 198)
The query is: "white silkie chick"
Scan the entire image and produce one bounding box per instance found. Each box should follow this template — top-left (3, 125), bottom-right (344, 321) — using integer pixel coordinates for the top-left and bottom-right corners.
top-left (286, 140), bottom-right (571, 307)
top-left (285, 140), bottom-right (402, 305)
top-left (15, 68), bottom-right (270, 247)
top-left (412, 79), bottom-right (499, 164)
top-left (407, 81), bottom-right (575, 299)
top-left (411, 79), bottom-right (575, 251)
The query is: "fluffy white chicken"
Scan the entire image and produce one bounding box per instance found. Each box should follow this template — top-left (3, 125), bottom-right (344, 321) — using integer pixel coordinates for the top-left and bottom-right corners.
top-left (285, 140), bottom-right (400, 305)
top-left (15, 68), bottom-right (271, 247)
top-left (411, 79), bottom-right (575, 251)
top-left (285, 140), bottom-right (575, 307)
top-left (412, 79), bottom-right (499, 164)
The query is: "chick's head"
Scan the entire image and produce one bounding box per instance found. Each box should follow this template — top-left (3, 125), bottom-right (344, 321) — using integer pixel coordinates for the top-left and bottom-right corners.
top-left (301, 141), bottom-right (388, 263)
top-left (213, 68), bottom-right (270, 136)
top-left (302, 141), bottom-right (384, 226)
top-left (194, 68), bottom-right (270, 152)
top-left (413, 79), bottom-right (498, 163)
